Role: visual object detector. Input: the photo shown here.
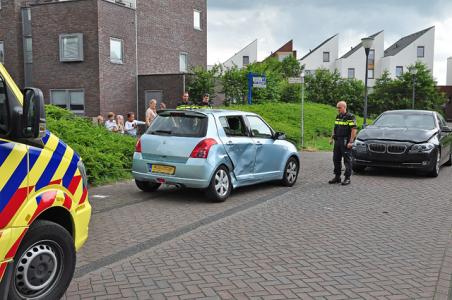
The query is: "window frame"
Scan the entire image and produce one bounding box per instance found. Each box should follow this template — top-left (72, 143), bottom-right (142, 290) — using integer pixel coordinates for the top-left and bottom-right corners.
top-left (242, 55), bottom-right (250, 66)
top-left (0, 41), bottom-right (5, 64)
top-left (219, 116), bottom-right (250, 137)
top-left (368, 69), bottom-right (374, 79)
top-left (110, 37), bottom-right (124, 64)
top-left (347, 68), bottom-right (355, 79)
top-left (417, 46), bottom-right (425, 58)
top-left (50, 89), bottom-right (85, 114)
top-left (0, 75), bottom-right (10, 136)
top-left (323, 51), bottom-right (330, 63)
top-left (246, 115), bottom-right (274, 139)
top-left (396, 66), bottom-right (403, 77)
top-left (59, 33), bottom-right (84, 62)
top-left (193, 9), bottom-right (201, 31)
top-left (179, 52), bottom-right (188, 73)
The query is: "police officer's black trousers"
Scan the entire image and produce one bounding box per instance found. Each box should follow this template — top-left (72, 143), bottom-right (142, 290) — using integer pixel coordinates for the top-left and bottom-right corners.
top-left (333, 137), bottom-right (352, 178)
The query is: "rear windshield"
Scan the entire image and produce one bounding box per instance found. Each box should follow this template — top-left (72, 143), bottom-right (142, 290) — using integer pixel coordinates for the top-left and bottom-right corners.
top-left (147, 112), bottom-right (208, 137)
top-left (373, 113), bottom-right (436, 130)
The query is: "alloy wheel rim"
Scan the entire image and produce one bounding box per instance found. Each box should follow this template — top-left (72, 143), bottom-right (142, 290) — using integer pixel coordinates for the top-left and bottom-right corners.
top-left (215, 169), bottom-right (229, 197)
top-left (14, 241), bottom-right (63, 299)
top-left (286, 161), bottom-right (298, 184)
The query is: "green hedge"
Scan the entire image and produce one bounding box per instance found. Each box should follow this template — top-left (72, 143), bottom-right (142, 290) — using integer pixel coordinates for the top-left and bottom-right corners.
top-left (46, 105), bottom-right (136, 186)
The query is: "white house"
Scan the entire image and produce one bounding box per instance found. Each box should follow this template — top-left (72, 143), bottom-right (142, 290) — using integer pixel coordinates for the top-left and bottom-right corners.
top-left (380, 26), bottom-right (435, 78)
top-left (222, 39), bottom-right (258, 69)
top-left (447, 57), bottom-right (452, 86)
top-left (299, 34), bottom-right (338, 74)
top-left (336, 31), bottom-right (384, 87)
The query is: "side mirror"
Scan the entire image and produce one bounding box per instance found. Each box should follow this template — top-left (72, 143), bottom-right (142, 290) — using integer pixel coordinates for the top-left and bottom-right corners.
top-left (274, 131), bottom-right (286, 140)
top-left (441, 126), bottom-right (452, 133)
top-left (22, 88), bottom-right (46, 139)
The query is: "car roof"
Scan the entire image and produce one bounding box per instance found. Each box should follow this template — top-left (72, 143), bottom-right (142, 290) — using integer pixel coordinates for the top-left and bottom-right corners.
top-left (160, 109), bottom-right (258, 117)
top-left (383, 109), bottom-right (435, 115)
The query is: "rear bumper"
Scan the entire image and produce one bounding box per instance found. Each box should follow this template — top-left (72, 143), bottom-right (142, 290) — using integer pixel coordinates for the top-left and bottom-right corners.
top-left (132, 153), bottom-right (216, 189)
top-left (0, 260), bottom-right (13, 299)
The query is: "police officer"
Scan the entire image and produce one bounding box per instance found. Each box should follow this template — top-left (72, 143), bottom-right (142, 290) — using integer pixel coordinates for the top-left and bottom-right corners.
top-left (329, 101), bottom-right (357, 186)
top-left (200, 93), bottom-right (212, 108)
top-left (176, 92), bottom-right (193, 110)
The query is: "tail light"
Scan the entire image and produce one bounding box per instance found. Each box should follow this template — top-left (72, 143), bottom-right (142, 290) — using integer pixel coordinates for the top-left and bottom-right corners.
top-left (135, 138), bottom-right (142, 153)
top-left (190, 138), bottom-right (217, 159)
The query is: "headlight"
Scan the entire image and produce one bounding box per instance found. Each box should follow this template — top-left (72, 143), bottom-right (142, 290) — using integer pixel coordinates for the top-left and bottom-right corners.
top-left (77, 160), bottom-right (89, 188)
top-left (411, 143), bottom-right (435, 152)
top-left (353, 140), bottom-right (367, 151)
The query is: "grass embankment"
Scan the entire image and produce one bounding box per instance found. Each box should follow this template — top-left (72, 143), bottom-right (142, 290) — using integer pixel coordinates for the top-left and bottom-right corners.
top-left (46, 105), bottom-right (136, 186)
top-left (226, 102), bottom-right (367, 151)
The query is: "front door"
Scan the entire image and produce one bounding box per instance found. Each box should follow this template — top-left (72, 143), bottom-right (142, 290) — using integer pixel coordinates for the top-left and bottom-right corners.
top-left (246, 115), bottom-right (286, 179)
top-left (217, 115), bottom-right (256, 181)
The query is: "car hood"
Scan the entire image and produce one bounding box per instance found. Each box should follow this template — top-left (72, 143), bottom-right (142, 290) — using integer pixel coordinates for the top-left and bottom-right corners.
top-left (357, 126), bottom-right (437, 143)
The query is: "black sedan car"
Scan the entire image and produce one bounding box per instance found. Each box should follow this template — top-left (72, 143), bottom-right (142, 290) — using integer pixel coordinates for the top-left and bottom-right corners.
top-left (352, 110), bottom-right (452, 177)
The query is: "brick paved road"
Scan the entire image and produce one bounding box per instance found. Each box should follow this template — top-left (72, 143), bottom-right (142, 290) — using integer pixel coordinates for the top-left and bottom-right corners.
top-left (64, 152), bottom-right (452, 299)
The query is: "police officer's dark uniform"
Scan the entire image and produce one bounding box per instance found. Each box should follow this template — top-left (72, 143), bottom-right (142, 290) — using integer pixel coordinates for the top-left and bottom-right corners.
top-left (176, 101), bottom-right (194, 110)
top-left (329, 111), bottom-right (357, 185)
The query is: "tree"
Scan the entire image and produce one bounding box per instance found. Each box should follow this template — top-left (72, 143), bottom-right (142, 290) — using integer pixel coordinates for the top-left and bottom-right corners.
top-left (187, 65), bottom-right (220, 104)
top-left (221, 65), bottom-right (248, 105)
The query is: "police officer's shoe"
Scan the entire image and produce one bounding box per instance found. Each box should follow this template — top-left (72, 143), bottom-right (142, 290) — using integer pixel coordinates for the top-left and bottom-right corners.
top-left (328, 176), bottom-right (341, 184)
top-left (341, 177), bottom-right (351, 186)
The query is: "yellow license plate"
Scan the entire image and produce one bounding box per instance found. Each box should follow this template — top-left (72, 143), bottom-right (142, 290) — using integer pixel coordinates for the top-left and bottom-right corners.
top-left (150, 164), bottom-right (175, 175)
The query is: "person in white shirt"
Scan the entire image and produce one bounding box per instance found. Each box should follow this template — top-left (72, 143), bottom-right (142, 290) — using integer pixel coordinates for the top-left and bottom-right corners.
top-left (145, 99), bottom-right (158, 127)
top-left (104, 112), bottom-right (118, 132)
top-left (124, 112), bottom-right (138, 137)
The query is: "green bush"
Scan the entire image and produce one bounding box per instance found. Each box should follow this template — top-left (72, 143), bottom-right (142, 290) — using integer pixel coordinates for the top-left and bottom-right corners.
top-left (46, 105), bottom-right (136, 186)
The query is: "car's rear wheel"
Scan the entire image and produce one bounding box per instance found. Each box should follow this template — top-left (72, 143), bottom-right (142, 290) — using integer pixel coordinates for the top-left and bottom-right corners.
top-left (281, 157), bottom-right (299, 187)
top-left (205, 165), bottom-right (232, 202)
top-left (428, 150), bottom-right (441, 177)
top-left (8, 220), bottom-right (75, 300)
top-left (135, 180), bottom-right (161, 192)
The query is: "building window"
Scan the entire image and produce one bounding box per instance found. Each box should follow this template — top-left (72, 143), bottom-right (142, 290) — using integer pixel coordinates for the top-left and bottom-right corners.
top-left (0, 41), bottom-right (4, 64)
top-left (368, 49), bottom-right (375, 79)
top-left (368, 69), bottom-right (374, 79)
top-left (323, 52), bottom-right (330, 62)
top-left (50, 89), bottom-right (85, 113)
top-left (347, 68), bottom-right (355, 79)
top-left (59, 33), bottom-right (83, 62)
top-left (180, 53), bottom-right (188, 73)
top-left (243, 56), bottom-right (250, 66)
top-left (417, 46), bottom-right (424, 58)
top-left (194, 10), bottom-right (201, 30)
top-left (110, 38), bottom-right (123, 64)
top-left (396, 66), bottom-right (403, 77)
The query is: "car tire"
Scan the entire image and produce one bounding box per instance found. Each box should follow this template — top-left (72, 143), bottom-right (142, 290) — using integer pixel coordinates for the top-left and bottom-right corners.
top-left (8, 220), bottom-right (75, 300)
top-left (281, 156), bottom-right (299, 187)
top-left (135, 180), bottom-right (161, 192)
top-left (352, 164), bottom-right (366, 173)
top-left (205, 165), bottom-right (232, 202)
top-left (428, 150), bottom-right (441, 177)
top-left (445, 148), bottom-right (452, 166)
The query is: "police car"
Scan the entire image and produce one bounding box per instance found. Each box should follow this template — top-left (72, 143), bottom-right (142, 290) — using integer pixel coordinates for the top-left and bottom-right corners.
top-left (0, 63), bottom-right (91, 299)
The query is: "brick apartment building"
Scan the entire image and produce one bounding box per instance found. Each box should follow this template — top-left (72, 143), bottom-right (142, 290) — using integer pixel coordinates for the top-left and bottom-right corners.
top-left (0, 0), bottom-right (207, 118)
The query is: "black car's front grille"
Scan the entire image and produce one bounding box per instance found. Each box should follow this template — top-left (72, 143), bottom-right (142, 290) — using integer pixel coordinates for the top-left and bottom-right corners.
top-left (369, 143), bottom-right (386, 153)
top-left (387, 144), bottom-right (407, 154)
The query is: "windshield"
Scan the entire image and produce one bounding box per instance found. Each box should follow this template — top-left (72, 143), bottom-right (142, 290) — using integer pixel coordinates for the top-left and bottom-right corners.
top-left (147, 112), bottom-right (208, 137)
top-left (373, 113), bottom-right (436, 130)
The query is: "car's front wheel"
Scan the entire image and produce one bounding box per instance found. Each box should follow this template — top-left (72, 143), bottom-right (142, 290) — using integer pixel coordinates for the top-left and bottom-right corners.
top-left (428, 150), bottom-right (441, 177)
top-left (135, 180), bottom-right (161, 192)
top-left (205, 165), bottom-right (232, 202)
top-left (281, 157), bottom-right (299, 187)
top-left (8, 220), bottom-right (75, 300)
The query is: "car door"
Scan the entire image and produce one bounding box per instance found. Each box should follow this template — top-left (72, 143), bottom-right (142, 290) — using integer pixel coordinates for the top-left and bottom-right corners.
top-left (217, 115), bottom-right (256, 181)
top-left (437, 113), bottom-right (451, 163)
top-left (246, 115), bottom-right (287, 179)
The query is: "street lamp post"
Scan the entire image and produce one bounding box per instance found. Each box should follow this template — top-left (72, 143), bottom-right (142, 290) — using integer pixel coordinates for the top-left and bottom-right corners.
top-left (300, 71), bottom-right (305, 149)
top-left (361, 37), bottom-right (374, 128)
top-left (409, 66), bottom-right (418, 109)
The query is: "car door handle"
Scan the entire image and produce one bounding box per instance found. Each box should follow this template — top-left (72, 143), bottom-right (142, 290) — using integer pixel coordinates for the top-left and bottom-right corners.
top-left (256, 141), bottom-right (263, 146)
top-left (227, 141), bottom-right (233, 145)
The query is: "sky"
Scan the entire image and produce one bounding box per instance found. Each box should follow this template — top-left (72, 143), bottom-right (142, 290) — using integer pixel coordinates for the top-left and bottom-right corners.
top-left (207, 0), bottom-right (452, 85)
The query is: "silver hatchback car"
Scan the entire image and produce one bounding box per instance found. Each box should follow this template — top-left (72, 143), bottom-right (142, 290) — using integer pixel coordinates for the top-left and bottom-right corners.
top-left (132, 109), bottom-right (300, 201)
